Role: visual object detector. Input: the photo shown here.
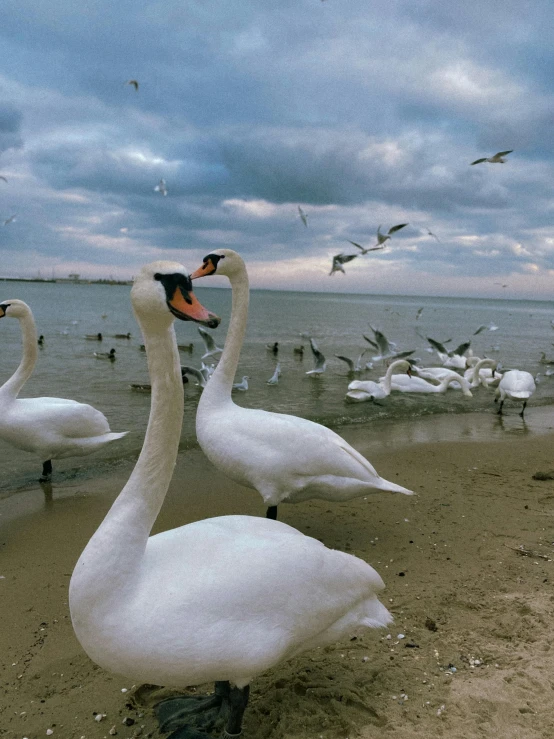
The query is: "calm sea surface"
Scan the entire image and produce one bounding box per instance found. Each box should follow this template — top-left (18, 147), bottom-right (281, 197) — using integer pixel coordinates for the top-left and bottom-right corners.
top-left (1, 280), bottom-right (553, 494)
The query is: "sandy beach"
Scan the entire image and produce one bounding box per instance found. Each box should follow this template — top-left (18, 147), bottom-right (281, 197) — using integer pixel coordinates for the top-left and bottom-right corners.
top-left (2, 410), bottom-right (554, 739)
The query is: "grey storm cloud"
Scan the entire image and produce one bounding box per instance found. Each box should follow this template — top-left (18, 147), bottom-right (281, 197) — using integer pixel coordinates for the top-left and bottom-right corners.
top-left (0, 103), bottom-right (23, 154)
top-left (0, 0), bottom-right (553, 295)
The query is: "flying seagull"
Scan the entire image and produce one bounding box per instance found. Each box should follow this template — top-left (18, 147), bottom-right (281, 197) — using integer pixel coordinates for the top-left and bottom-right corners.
top-left (0, 175), bottom-right (7, 183)
top-left (335, 351), bottom-right (369, 374)
top-left (348, 241), bottom-right (386, 255)
top-left (375, 223), bottom-right (408, 247)
top-left (470, 150), bottom-right (513, 165)
top-left (415, 307), bottom-right (424, 321)
top-left (306, 338), bottom-right (327, 375)
top-left (298, 206), bottom-right (308, 227)
top-left (3, 214), bottom-right (16, 226)
top-left (126, 79), bottom-right (139, 91)
top-left (154, 178), bottom-right (167, 196)
top-left (329, 252), bottom-right (358, 275)
top-left (423, 227), bottom-right (440, 243)
top-left (197, 326), bottom-right (223, 359)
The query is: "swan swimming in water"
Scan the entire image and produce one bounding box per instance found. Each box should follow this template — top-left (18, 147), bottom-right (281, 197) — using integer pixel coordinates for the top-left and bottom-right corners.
top-left (190, 249), bottom-right (413, 520)
top-left (0, 299), bottom-right (127, 481)
top-left (346, 359), bottom-right (411, 402)
top-left (69, 261), bottom-right (392, 739)
top-left (386, 369), bottom-right (473, 396)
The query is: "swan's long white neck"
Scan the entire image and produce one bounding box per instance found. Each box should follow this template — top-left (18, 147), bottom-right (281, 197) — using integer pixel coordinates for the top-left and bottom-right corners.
top-left (381, 360), bottom-right (407, 393)
top-left (199, 266), bottom-right (249, 408)
top-left (70, 319), bottom-right (183, 608)
top-left (1, 312), bottom-right (38, 398)
top-left (472, 358), bottom-right (496, 384)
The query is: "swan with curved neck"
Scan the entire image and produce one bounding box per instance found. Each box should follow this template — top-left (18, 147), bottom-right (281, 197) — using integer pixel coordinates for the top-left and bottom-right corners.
top-left (387, 369), bottom-right (473, 396)
top-left (464, 358), bottom-right (501, 388)
top-left (346, 359), bottom-right (411, 402)
top-left (190, 249), bottom-right (413, 520)
top-left (0, 299), bottom-right (127, 481)
top-left (70, 261), bottom-right (392, 738)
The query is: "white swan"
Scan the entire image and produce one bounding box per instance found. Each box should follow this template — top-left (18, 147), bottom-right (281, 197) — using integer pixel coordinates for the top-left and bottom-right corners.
top-left (69, 261), bottom-right (392, 739)
top-left (0, 299), bottom-right (127, 481)
top-left (345, 359), bottom-right (411, 402)
top-left (190, 249), bottom-right (413, 520)
top-left (463, 358), bottom-right (501, 388)
top-left (495, 369), bottom-right (536, 417)
top-left (387, 369), bottom-right (473, 397)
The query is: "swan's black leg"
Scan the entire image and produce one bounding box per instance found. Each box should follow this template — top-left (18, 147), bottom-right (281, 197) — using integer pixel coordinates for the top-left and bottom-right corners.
top-left (222, 684), bottom-right (250, 738)
top-left (40, 460), bottom-right (52, 482)
top-left (520, 400), bottom-right (527, 418)
top-left (266, 505), bottom-right (278, 520)
top-left (497, 400), bottom-right (504, 415)
top-left (157, 681), bottom-right (229, 734)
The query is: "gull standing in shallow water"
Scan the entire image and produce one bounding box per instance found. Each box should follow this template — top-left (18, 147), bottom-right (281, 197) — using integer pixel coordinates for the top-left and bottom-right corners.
top-left (190, 249), bottom-right (413, 521)
top-left (0, 300), bottom-right (127, 481)
top-left (69, 262), bottom-right (393, 739)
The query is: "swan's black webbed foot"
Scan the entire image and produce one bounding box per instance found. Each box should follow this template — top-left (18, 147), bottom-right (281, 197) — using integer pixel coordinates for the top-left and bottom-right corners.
top-left (39, 459), bottom-right (52, 482)
top-left (156, 681), bottom-right (229, 734)
top-left (266, 505), bottom-right (278, 520)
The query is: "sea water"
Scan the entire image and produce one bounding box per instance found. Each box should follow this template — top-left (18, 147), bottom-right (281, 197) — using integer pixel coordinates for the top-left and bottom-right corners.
top-left (0, 280), bottom-right (553, 494)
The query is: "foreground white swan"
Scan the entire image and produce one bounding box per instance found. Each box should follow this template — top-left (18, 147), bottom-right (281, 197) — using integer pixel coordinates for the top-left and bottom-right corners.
top-left (0, 299), bottom-right (127, 480)
top-left (495, 369), bottom-right (536, 417)
top-left (387, 369), bottom-right (473, 397)
top-left (70, 261), bottom-right (392, 738)
top-left (346, 359), bottom-right (411, 402)
top-left (191, 249), bottom-right (413, 519)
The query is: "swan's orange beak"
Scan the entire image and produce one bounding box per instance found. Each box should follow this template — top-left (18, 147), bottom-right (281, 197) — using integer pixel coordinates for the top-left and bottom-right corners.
top-left (190, 253), bottom-right (223, 280)
top-left (168, 287), bottom-right (220, 329)
top-left (0, 304), bottom-right (7, 318)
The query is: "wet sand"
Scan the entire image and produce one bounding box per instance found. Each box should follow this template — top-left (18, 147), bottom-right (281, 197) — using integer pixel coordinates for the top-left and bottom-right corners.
top-left (2, 408), bottom-right (554, 739)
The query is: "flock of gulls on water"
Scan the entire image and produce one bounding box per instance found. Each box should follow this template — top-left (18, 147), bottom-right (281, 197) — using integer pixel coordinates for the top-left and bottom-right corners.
top-left (0, 78), bottom-right (531, 736)
top-left (0, 243), bottom-right (543, 738)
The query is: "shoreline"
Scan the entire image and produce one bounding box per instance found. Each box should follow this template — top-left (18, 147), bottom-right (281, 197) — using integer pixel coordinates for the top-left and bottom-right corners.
top-left (2, 411), bottom-right (554, 738)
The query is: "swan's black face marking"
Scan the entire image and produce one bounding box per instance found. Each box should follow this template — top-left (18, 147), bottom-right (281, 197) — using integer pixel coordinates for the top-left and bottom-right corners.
top-left (0, 303), bottom-right (10, 318)
top-left (154, 272), bottom-right (220, 329)
top-left (191, 252), bottom-right (225, 279)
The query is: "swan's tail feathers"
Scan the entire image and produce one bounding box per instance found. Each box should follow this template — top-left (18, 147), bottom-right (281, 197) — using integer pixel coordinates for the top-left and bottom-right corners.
top-left (373, 477), bottom-right (414, 496)
top-left (361, 599), bottom-right (394, 629)
top-left (509, 391), bottom-right (532, 399)
top-left (104, 431), bottom-right (128, 442)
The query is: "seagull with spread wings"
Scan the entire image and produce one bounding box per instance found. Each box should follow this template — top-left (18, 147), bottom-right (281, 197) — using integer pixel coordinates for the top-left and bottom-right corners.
top-left (348, 241), bottom-right (386, 255)
top-left (329, 252), bottom-right (358, 275)
top-left (470, 150), bottom-right (513, 165)
top-left (306, 338), bottom-right (327, 375)
top-left (154, 178), bottom-right (167, 196)
top-left (375, 223), bottom-right (408, 247)
top-left (126, 79), bottom-right (139, 91)
top-left (197, 326), bottom-right (223, 359)
top-left (298, 206), bottom-right (308, 227)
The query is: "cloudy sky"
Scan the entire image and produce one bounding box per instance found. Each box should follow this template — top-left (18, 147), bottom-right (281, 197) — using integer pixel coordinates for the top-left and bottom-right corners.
top-left (0, 0), bottom-right (553, 297)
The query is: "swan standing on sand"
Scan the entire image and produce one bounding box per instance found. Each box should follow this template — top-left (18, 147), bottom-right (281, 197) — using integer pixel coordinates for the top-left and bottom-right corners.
top-left (495, 370), bottom-right (536, 417)
top-left (0, 300), bottom-right (126, 481)
top-left (70, 261), bottom-right (393, 739)
top-left (191, 249), bottom-right (413, 520)
top-left (346, 359), bottom-right (411, 403)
